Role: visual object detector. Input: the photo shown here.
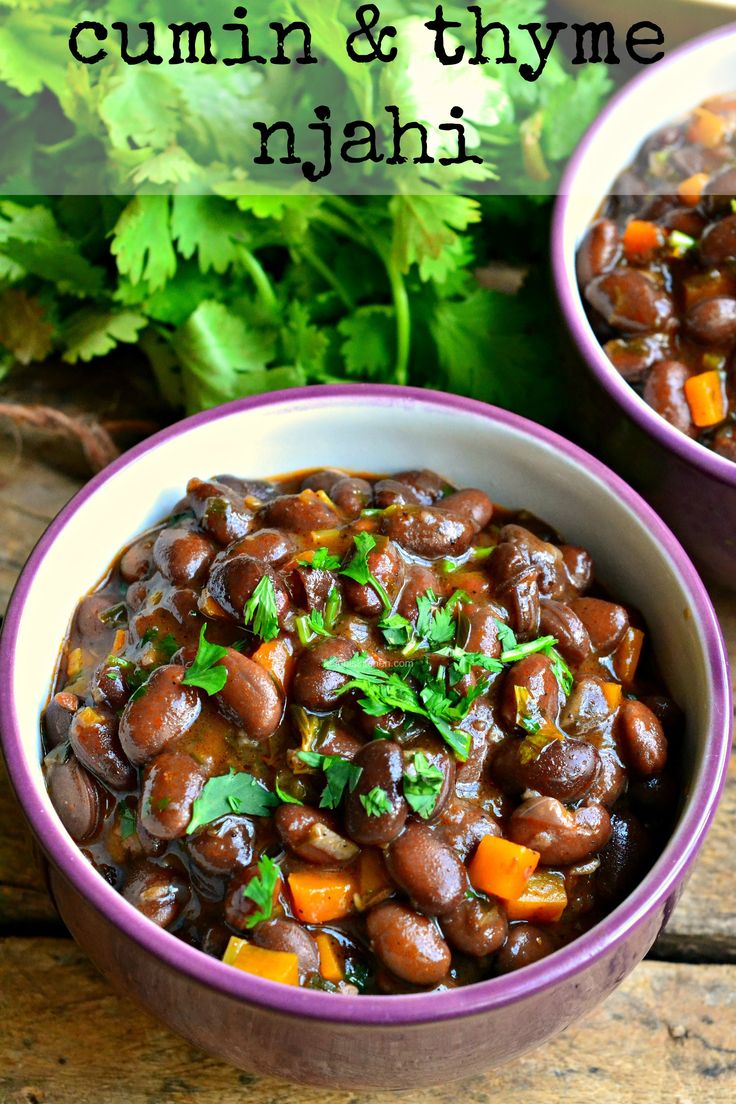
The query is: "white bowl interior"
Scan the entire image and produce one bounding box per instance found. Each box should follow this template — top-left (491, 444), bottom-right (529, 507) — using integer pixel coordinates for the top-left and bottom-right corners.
top-left (561, 28), bottom-right (736, 265)
top-left (11, 394), bottom-right (711, 814)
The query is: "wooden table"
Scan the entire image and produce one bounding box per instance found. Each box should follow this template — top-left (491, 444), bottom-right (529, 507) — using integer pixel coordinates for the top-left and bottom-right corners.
top-left (1, 447), bottom-right (735, 1103)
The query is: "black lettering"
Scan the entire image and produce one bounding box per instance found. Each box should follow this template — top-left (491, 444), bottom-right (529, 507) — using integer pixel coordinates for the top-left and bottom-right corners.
top-left (111, 21), bottom-right (163, 65)
top-left (424, 4), bottom-right (464, 64)
top-left (69, 21), bottom-right (107, 64)
top-left (252, 120), bottom-right (300, 165)
top-left (467, 7), bottom-right (516, 65)
top-left (385, 106), bottom-right (434, 166)
top-left (269, 20), bottom-right (317, 65)
top-left (303, 106), bottom-right (332, 182)
top-left (168, 22), bottom-right (216, 65)
top-left (518, 22), bottom-right (567, 82)
top-left (346, 4), bottom-right (397, 63)
top-left (341, 120), bottom-right (383, 164)
top-left (626, 21), bottom-right (665, 65)
top-left (571, 22), bottom-right (619, 65)
top-left (438, 106), bottom-right (483, 166)
top-left (223, 6), bottom-right (266, 65)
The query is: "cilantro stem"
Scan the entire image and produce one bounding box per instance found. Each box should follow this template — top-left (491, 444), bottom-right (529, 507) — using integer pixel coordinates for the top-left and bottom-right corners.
top-left (386, 257), bottom-right (410, 387)
top-left (295, 245), bottom-right (355, 310)
top-left (239, 248), bottom-right (277, 312)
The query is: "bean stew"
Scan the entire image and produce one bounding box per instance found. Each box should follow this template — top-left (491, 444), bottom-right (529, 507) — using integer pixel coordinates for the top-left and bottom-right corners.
top-left (577, 94), bottom-right (736, 461)
top-left (43, 468), bottom-right (681, 994)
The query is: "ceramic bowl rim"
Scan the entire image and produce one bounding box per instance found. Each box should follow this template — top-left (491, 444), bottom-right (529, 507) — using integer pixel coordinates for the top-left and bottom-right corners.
top-left (0, 383), bottom-right (731, 1027)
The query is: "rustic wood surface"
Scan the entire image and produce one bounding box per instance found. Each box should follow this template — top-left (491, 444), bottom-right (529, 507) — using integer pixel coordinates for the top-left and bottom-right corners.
top-left (1, 442), bottom-right (735, 1100)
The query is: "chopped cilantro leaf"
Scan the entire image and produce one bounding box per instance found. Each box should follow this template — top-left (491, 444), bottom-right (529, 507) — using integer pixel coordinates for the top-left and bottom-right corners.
top-left (378, 611), bottom-right (414, 648)
top-left (119, 804), bottom-right (138, 840)
top-left (297, 546), bottom-right (341, 571)
top-left (181, 623), bottom-right (228, 695)
top-left (360, 786), bottom-right (392, 817)
top-left (242, 855), bottom-right (280, 929)
top-left (494, 619), bottom-right (518, 652)
top-left (244, 575), bottom-right (280, 643)
top-left (324, 586), bottom-right (342, 632)
top-left (500, 635), bottom-right (558, 664)
top-left (275, 778), bottom-right (303, 806)
top-left (296, 609), bottom-right (332, 645)
top-left (296, 751), bottom-right (363, 809)
top-left (547, 647), bottom-right (574, 696)
top-left (98, 602), bottom-right (128, 626)
top-left (340, 532), bottom-right (391, 611)
top-left (186, 768), bottom-right (278, 834)
top-left (403, 752), bottom-right (444, 819)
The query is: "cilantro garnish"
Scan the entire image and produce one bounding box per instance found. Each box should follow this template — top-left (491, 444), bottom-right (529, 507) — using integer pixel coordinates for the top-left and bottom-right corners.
top-left (98, 602), bottom-right (128, 626)
top-left (181, 623), bottom-right (228, 695)
top-left (341, 532), bottom-right (391, 611)
top-left (499, 635), bottom-right (558, 664)
top-left (274, 778), bottom-right (303, 806)
top-left (548, 647), bottom-right (574, 696)
top-left (119, 804), bottom-right (138, 840)
top-left (377, 611), bottom-right (414, 648)
top-left (296, 751), bottom-right (363, 809)
top-left (296, 609), bottom-right (332, 645)
top-left (186, 769), bottom-right (278, 834)
top-left (324, 586), bottom-right (341, 632)
top-left (244, 575), bottom-right (280, 643)
top-left (344, 959), bottom-right (372, 993)
top-left (242, 854), bottom-right (280, 929)
top-left (360, 786), bottom-right (392, 818)
top-left (514, 685), bottom-right (566, 765)
top-left (494, 619), bottom-right (518, 652)
top-left (403, 752), bottom-right (444, 819)
top-left (415, 590), bottom-right (457, 650)
top-left (297, 546), bottom-right (341, 571)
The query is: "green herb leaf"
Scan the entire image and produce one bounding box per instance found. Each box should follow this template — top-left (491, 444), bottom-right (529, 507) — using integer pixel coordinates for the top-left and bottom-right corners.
top-left (340, 532), bottom-right (391, 611)
top-left (403, 751), bottom-right (444, 819)
top-left (296, 750), bottom-right (363, 809)
top-left (547, 647), bottom-right (574, 696)
top-left (359, 786), bottom-right (392, 818)
top-left (242, 855), bottom-right (280, 929)
top-left (378, 611), bottom-right (414, 648)
top-left (181, 623), bottom-right (228, 695)
top-left (500, 635), bottom-right (558, 664)
top-left (297, 546), bottom-right (342, 571)
top-left (494, 619), bottom-right (518, 653)
top-left (98, 602), bottom-right (128, 627)
top-left (244, 575), bottom-right (280, 643)
top-left (119, 804), bottom-right (138, 841)
top-left (296, 609), bottom-right (332, 645)
top-left (186, 769), bottom-right (278, 834)
top-left (275, 779), bottom-right (304, 806)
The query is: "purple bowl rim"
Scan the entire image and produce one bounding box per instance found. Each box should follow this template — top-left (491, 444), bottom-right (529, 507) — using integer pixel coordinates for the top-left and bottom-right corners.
top-left (0, 383), bottom-right (731, 1028)
top-left (551, 20), bottom-right (736, 489)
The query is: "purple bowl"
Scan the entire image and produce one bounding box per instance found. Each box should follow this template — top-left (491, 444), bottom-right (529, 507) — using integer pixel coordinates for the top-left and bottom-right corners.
top-left (552, 23), bottom-right (736, 589)
top-left (0, 385), bottom-right (731, 1089)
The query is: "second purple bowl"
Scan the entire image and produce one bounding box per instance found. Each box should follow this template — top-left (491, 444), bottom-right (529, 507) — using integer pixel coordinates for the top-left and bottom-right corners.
top-left (552, 24), bottom-right (736, 589)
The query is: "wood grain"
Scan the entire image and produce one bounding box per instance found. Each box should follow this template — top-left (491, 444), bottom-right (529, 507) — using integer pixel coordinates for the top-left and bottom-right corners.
top-left (2, 938), bottom-right (735, 1102)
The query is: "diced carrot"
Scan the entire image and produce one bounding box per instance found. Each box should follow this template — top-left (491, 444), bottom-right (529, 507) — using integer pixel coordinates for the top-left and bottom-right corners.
top-left (684, 370), bottom-right (727, 428)
top-left (678, 173), bottom-right (710, 207)
top-left (354, 848), bottom-right (393, 911)
top-left (252, 636), bottom-right (297, 692)
top-left (444, 570), bottom-right (489, 602)
top-left (613, 627), bottom-right (645, 686)
top-left (622, 220), bottom-right (664, 264)
top-left (111, 629), bottom-right (126, 655)
top-left (468, 835), bottom-right (540, 902)
top-left (504, 871), bottom-right (568, 924)
top-left (601, 682), bottom-right (623, 711)
top-left (687, 108), bottom-right (727, 150)
top-left (315, 933), bottom-right (344, 983)
top-left (222, 938), bottom-right (298, 986)
top-left (288, 869), bottom-right (357, 924)
top-left (67, 647), bottom-right (84, 678)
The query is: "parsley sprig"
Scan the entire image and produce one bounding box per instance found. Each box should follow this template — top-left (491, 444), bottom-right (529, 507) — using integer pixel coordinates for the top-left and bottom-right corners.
top-left (341, 532), bottom-right (391, 611)
top-left (181, 623), bottom-right (228, 695)
top-left (242, 855), bottom-right (280, 929)
top-left (244, 575), bottom-right (280, 643)
top-left (297, 547), bottom-right (342, 572)
top-left (186, 768), bottom-right (279, 834)
top-left (296, 751), bottom-right (363, 809)
top-left (403, 752), bottom-right (444, 819)
top-left (360, 786), bottom-right (392, 817)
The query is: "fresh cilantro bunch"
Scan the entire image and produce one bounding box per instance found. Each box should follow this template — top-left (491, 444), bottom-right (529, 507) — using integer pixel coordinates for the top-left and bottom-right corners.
top-left (0, 2), bottom-right (611, 428)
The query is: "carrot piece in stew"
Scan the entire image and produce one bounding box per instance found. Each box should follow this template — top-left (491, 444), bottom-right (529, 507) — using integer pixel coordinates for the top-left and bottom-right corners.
top-left (288, 869), bottom-right (357, 923)
top-left (684, 370), bottom-right (727, 428)
top-left (687, 107), bottom-right (727, 150)
top-left (468, 835), bottom-right (540, 901)
top-left (315, 933), bottom-right (344, 983)
top-left (504, 871), bottom-right (568, 924)
top-left (622, 220), bottom-right (664, 264)
top-left (222, 938), bottom-right (299, 985)
top-left (677, 172), bottom-right (710, 206)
